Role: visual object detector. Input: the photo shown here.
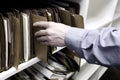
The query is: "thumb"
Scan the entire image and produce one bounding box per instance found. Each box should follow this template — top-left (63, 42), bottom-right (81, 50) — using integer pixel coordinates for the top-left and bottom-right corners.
top-left (33, 21), bottom-right (49, 28)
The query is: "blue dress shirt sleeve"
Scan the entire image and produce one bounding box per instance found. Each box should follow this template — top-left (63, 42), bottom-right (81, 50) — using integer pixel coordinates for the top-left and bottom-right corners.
top-left (65, 27), bottom-right (120, 69)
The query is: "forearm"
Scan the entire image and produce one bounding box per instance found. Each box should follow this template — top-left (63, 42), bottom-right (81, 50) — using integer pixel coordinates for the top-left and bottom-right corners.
top-left (65, 27), bottom-right (120, 69)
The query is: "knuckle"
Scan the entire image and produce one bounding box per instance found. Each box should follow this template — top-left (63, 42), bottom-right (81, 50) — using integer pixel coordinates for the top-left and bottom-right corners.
top-left (47, 22), bottom-right (51, 27)
top-left (48, 21), bottom-right (54, 26)
top-left (49, 21), bottom-right (54, 24)
top-left (47, 29), bottom-right (52, 35)
top-left (47, 36), bottom-right (52, 40)
top-left (45, 31), bottom-right (49, 35)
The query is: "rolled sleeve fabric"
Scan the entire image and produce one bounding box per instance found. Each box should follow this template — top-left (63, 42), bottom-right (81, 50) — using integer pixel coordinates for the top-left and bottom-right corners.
top-left (65, 27), bottom-right (120, 69)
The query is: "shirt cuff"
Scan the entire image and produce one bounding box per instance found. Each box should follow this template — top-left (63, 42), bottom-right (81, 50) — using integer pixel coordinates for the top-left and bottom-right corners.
top-left (65, 27), bottom-right (88, 57)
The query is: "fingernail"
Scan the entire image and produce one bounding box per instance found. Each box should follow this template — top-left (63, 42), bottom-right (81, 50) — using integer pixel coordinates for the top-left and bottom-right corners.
top-left (34, 32), bottom-right (37, 36)
top-left (33, 23), bottom-right (36, 26)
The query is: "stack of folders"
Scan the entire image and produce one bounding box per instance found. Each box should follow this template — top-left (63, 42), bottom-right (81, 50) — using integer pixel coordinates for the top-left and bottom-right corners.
top-left (0, 1), bottom-right (84, 74)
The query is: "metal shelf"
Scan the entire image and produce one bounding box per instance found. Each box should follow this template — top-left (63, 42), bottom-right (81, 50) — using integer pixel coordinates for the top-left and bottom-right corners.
top-left (0, 57), bottom-right (40, 80)
top-left (0, 47), bottom-right (65, 80)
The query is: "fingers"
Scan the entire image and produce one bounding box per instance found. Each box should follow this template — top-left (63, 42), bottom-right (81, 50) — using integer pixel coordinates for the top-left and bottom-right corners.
top-left (40, 42), bottom-right (50, 45)
top-left (33, 21), bottom-right (49, 29)
top-left (35, 30), bottom-right (48, 37)
top-left (40, 42), bottom-right (55, 46)
top-left (36, 36), bottom-right (48, 42)
top-left (36, 37), bottom-right (53, 46)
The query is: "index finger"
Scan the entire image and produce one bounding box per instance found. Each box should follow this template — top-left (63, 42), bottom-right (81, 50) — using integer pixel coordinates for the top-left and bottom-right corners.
top-left (33, 21), bottom-right (49, 28)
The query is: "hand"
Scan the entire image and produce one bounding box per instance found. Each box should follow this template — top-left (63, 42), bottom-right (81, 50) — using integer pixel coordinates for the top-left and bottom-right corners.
top-left (33, 21), bottom-right (71, 47)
